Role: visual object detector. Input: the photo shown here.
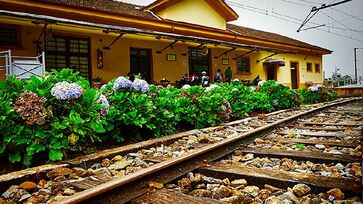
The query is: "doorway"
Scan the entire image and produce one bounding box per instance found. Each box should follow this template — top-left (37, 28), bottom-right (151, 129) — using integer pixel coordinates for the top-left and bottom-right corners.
top-left (290, 62), bottom-right (299, 89)
top-left (188, 47), bottom-right (210, 77)
top-left (266, 63), bottom-right (277, 81)
top-left (130, 48), bottom-right (152, 83)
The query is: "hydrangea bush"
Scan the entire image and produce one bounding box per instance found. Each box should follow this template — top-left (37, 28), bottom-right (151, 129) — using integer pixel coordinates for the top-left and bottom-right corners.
top-left (298, 84), bottom-right (337, 103)
top-left (259, 80), bottom-right (300, 110)
top-left (0, 69), bottom-right (107, 165)
top-left (0, 68), bottom-right (338, 166)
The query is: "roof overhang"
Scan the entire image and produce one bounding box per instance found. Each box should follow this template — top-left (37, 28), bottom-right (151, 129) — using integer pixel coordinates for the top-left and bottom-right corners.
top-left (263, 58), bottom-right (286, 67)
top-left (144, 0), bottom-right (238, 21)
top-left (0, 0), bottom-right (328, 55)
top-left (0, 10), bottom-right (291, 54)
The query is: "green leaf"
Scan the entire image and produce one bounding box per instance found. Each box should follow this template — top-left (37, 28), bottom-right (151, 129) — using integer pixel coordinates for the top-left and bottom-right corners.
top-left (89, 121), bottom-right (105, 133)
top-left (69, 110), bottom-right (84, 125)
top-left (295, 144), bottom-right (305, 150)
top-left (35, 131), bottom-right (48, 139)
top-left (49, 149), bottom-right (63, 161)
top-left (23, 154), bottom-right (32, 166)
top-left (74, 127), bottom-right (87, 136)
top-left (9, 151), bottom-right (21, 163)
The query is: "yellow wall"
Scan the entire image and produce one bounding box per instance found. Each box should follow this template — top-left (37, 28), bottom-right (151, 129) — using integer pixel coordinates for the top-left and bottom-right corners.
top-left (222, 51), bottom-right (323, 88)
top-left (0, 17), bottom-right (323, 88)
top-left (156, 0), bottom-right (227, 30)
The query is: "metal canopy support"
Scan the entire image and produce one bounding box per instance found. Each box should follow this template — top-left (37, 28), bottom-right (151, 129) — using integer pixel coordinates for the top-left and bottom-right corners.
top-left (156, 40), bottom-right (179, 54)
top-left (32, 23), bottom-right (48, 44)
top-left (103, 34), bottom-right (123, 50)
top-left (256, 53), bottom-right (279, 63)
top-left (304, 50), bottom-right (313, 60)
top-left (233, 50), bottom-right (254, 60)
top-left (214, 48), bottom-right (236, 59)
top-left (182, 43), bottom-right (204, 56)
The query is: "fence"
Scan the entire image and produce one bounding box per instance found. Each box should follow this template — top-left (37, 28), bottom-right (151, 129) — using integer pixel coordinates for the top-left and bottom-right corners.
top-left (0, 50), bottom-right (45, 79)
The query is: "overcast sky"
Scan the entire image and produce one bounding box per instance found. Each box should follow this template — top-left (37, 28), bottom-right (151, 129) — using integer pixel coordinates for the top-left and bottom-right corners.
top-left (121, 0), bottom-right (363, 79)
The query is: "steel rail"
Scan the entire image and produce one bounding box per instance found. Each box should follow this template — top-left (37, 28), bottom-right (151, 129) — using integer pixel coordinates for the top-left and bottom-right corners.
top-left (55, 98), bottom-right (362, 204)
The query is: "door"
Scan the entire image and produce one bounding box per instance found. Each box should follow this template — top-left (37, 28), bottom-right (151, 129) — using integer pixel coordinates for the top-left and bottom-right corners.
top-left (188, 47), bottom-right (210, 77)
top-left (266, 64), bottom-right (276, 80)
top-left (130, 48), bottom-right (152, 83)
top-left (290, 62), bottom-right (299, 89)
top-left (46, 36), bottom-right (91, 80)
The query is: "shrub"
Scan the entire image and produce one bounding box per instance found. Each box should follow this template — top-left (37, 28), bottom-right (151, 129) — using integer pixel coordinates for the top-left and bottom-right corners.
top-left (0, 69), bottom-right (338, 166)
top-left (219, 83), bottom-right (252, 118)
top-left (298, 84), bottom-right (337, 103)
top-left (259, 80), bottom-right (300, 110)
top-left (0, 69), bottom-right (107, 165)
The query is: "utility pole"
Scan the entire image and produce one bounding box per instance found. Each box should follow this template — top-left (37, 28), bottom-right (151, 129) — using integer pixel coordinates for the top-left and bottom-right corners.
top-left (354, 48), bottom-right (358, 84)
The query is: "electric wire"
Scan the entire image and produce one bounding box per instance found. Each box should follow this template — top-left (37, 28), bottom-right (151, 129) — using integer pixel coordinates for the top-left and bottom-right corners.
top-left (320, 11), bottom-right (363, 36)
top-left (225, 0), bottom-right (363, 43)
top-left (277, 0), bottom-right (363, 26)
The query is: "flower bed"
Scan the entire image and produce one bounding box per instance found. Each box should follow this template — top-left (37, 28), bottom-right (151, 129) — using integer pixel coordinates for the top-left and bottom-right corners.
top-left (0, 69), bottom-right (337, 166)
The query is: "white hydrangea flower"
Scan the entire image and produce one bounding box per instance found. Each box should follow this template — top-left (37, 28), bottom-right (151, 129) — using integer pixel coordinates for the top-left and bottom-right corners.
top-left (205, 84), bottom-right (219, 92)
top-left (181, 84), bottom-right (191, 89)
top-left (308, 86), bottom-right (319, 92)
top-left (257, 80), bottom-right (266, 87)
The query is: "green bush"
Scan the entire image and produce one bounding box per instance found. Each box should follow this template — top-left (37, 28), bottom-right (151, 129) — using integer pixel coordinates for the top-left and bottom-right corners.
top-left (0, 69), bottom-right (338, 166)
top-left (298, 85), bottom-right (337, 103)
top-left (0, 69), bottom-right (107, 165)
top-left (259, 80), bottom-right (300, 110)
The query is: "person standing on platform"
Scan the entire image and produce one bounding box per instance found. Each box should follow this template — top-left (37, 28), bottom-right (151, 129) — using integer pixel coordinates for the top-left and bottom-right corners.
top-left (225, 67), bottom-right (232, 83)
top-left (214, 69), bottom-right (223, 83)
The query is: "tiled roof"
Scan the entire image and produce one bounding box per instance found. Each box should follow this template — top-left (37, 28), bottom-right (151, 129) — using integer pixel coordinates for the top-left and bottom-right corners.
top-left (37, 0), bottom-right (330, 53)
top-left (227, 24), bottom-right (331, 53)
top-left (39, 0), bottom-right (157, 20)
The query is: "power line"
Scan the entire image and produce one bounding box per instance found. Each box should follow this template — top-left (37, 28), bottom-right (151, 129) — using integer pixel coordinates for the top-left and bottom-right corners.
top-left (297, 0), bottom-right (353, 32)
top-left (330, 7), bottom-right (363, 22)
top-left (278, 0), bottom-right (363, 25)
top-left (225, 0), bottom-right (363, 43)
top-left (320, 11), bottom-right (363, 36)
top-left (232, 0), bottom-right (360, 33)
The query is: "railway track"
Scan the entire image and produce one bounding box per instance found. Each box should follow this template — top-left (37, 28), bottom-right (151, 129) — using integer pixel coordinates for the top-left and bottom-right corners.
top-left (0, 98), bottom-right (362, 204)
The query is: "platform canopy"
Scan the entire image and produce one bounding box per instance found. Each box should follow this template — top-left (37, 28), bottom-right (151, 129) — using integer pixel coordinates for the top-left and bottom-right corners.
top-left (263, 58), bottom-right (286, 67)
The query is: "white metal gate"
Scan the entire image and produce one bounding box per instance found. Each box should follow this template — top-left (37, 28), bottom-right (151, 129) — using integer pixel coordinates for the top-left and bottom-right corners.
top-left (0, 50), bottom-right (45, 79)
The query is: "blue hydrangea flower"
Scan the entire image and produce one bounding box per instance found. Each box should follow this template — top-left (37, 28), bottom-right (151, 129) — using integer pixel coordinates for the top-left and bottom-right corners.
top-left (96, 94), bottom-right (110, 116)
top-left (112, 76), bottom-right (133, 91)
top-left (133, 78), bottom-right (149, 93)
top-left (51, 82), bottom-right (83, 100)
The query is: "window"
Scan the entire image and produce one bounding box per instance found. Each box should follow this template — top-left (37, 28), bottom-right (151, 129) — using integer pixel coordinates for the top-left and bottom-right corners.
top-left (0, 25), bottom-right (20, 47)
top-left (315, 63), bottom-right (320, 73)
top-left (236, 57), bottom-right (250, 73)
top-left (306, 62), bottom-right (312, 72)
top-left (46, 36), bottom-right (90, 80)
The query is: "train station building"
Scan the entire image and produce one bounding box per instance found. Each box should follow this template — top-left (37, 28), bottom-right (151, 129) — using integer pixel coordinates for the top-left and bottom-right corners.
top-left (0, 0), bottom-right (331, 88)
